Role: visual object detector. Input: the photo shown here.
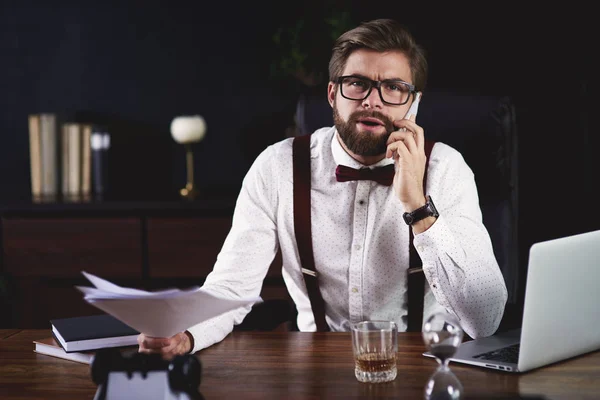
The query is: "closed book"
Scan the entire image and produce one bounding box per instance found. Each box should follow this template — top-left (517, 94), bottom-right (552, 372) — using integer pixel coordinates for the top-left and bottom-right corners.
top-left (39, 113), bottom-right (58, 199)
top-left (66, 123), bottom-right (81, 197)
top-left (81, 124), bottom-right (92, 198)
top-left (61, 123), bottom-right (70, 198)
top-left (50, 314), bottom-right (139, 353)
top-left (33, 336), bottom-right (94, 364)
top-left (28, 114), bottom-right (42, 199)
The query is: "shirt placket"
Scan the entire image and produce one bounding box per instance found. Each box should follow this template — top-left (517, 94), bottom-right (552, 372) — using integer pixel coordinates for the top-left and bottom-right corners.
top-left (348, 180), bottom-right (371, 321)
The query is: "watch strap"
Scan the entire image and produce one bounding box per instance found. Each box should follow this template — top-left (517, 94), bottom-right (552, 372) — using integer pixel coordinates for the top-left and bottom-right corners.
top-left (403, 195), bottom-right (439, 225)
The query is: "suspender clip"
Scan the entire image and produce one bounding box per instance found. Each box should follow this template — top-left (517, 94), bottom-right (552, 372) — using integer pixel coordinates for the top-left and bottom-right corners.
top-left (301, 268), bottom-right (318, 277)
top-left (408, 267), bottom-right (423, 275)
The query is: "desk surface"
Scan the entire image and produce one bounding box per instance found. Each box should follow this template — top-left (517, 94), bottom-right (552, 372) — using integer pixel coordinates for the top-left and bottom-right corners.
top-left (1, 329), bottom-right (599, 399)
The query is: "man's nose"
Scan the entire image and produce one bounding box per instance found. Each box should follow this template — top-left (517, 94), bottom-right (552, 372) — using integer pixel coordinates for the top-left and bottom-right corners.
top-left (361, 87), bottom-right (383, 109)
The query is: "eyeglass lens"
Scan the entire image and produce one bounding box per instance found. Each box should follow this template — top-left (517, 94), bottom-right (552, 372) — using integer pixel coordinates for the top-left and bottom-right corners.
top-left (340, 77), bottom-right (411, 105)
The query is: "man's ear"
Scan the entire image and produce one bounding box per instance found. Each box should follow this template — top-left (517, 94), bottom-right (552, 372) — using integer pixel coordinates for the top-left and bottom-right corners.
top-left (327, 82), bottom-right (336, 107)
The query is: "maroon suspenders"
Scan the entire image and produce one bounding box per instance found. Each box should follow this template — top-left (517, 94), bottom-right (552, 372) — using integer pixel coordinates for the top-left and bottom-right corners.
top-left (407, 139), bottom-right (435, 331)
top-left (292, 135), bottom-right (330, 332)
top-left (292, 134), bottom-right (435, 332)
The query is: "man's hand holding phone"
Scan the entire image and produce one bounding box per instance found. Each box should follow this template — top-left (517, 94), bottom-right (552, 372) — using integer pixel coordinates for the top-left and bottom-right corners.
top-left (385, 92), bottom-right (428, 213)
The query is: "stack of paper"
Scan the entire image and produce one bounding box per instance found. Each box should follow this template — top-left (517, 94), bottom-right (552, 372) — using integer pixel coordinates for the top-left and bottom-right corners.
top-left (77, 271), bottom-right (262, 338)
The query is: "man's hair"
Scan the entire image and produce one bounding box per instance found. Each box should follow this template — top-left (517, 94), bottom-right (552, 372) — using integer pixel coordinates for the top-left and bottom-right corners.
top-left (328, 18), bottom-right (428, 91)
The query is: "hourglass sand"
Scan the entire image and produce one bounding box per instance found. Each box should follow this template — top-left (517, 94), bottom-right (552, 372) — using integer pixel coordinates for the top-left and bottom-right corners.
top-left (422, 312), bottom-right (464, 400)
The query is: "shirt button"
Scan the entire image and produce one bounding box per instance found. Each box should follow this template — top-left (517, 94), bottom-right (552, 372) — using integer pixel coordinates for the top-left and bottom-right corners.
top-left (352, 287), bottom-right (358, 293)
top-left (354, 244), bottom-right (361, 250)
top-left (358, 200), bottom-right (365, 205)
top-left (432, 284), bottom-right (437, 289)
top-left (417, 245), bottom-right (424, 252)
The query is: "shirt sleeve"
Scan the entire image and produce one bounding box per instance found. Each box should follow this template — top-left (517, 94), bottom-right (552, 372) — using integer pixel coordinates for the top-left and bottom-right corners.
top-left (187, 145), bottom-right (280, 352)
top-left (415, 144), bottom-right (508, 338)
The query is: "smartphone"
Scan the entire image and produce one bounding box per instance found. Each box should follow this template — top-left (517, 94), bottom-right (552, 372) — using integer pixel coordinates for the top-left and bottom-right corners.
top-left (405, 92), bottom-right (422, 119)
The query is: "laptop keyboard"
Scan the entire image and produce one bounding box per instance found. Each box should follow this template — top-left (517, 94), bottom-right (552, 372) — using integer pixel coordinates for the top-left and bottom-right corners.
top-left (473, 343), bottom-right (520, 363)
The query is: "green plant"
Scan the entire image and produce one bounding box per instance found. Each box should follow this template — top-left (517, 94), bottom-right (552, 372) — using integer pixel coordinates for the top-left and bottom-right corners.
top-left (270, 10), bottom-right (354, 87)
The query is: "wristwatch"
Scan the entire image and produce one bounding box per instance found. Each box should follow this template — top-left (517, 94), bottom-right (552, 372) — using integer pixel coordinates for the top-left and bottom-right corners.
top-left (402, 195), bottom-right (439, 225)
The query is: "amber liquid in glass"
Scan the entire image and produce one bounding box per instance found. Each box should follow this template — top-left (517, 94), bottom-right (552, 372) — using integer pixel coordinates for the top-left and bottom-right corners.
top-left (355, 352), bottom-right (397, 373)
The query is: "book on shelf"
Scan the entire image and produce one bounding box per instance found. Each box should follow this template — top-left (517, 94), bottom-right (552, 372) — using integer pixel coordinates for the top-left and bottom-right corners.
top-left (61, 122), bottom-right (93, 201)
top-left (33, 336), bottom-right (95, 364)
top-left (64, 122), bottom-right (82, 198)
top-left (60, 123), bottom-right (70, 199)
top-left (28, 114), bottom-right (42, 198)
top-left (39, 113), bottom-right (59, 199)
top-left (29, 113), bottom-right (102, 202)
top-left (81, 124), bottom-right (92, 198)
top-left (50, 313), bottom-right (140, 353)
top-left (28, 113), bottom-right (60, 200)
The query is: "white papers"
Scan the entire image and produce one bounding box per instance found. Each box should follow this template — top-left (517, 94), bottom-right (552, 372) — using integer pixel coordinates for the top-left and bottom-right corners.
top-left (77, 271), bottom-right (262, 338)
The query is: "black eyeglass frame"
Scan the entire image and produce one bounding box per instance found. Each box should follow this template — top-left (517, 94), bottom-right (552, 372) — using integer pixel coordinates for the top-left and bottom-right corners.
top-left (334, 75), bottom-right (417, 106)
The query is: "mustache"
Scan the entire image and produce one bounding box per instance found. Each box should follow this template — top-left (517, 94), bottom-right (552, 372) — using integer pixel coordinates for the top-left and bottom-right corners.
top-left (348, 110), bottom-right (395, 133)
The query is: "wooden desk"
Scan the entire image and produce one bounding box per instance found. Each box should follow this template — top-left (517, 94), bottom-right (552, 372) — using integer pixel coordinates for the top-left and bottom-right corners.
top-left (1, 330), bottom-right (599, 399)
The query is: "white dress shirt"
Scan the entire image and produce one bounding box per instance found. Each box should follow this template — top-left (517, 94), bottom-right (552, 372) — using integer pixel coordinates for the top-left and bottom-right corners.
top-left (187, 126), bottom-right (508, 352)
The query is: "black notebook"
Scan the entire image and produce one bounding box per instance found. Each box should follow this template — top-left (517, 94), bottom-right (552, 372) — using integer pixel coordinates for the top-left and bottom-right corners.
top-left (50, 314), bottom-right (139, 353)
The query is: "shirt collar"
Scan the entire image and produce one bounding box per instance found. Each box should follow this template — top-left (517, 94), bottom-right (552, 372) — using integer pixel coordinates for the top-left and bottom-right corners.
top-left (331, 130), bottom-right (394, 169)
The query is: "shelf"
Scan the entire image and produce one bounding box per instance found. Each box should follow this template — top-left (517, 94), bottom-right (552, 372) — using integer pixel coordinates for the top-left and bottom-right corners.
top-left (0, 194), bottom-right (237, 218)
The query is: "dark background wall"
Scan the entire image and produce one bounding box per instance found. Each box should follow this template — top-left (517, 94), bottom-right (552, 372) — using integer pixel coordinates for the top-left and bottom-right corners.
top-left (0, 1), bottom-right (596, 256)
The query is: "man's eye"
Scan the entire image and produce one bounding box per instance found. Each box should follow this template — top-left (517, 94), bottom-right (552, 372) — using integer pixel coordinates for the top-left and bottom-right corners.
top-left (385, 83), bottom-right (406, 92)
top-left (350, 79), bottom-right (368, 88)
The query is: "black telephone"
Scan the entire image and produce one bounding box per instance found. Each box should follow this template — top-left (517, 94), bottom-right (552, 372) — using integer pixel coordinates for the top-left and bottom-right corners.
top-left (91, 348), bottom-right (204, 400)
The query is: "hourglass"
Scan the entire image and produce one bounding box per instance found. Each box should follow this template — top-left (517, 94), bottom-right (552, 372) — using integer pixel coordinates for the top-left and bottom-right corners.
top-left (422, 312), bottom-right (464, 400)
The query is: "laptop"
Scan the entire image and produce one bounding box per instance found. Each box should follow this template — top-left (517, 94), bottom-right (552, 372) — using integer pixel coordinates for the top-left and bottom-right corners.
top-left (424, 229), bottom-right (600, 373)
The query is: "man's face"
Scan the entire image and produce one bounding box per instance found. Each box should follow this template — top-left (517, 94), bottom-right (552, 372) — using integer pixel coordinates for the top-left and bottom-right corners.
top-left (328, 49), bottom-right (414, 158)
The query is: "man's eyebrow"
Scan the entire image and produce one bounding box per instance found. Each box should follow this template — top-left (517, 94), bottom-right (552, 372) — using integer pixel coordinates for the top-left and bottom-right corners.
top-left (344, 74), bottom-right (411, 84)
top-left (343, 74), bottom-right (369, 80)
top-left (383, 77), bottom-right (411, 83)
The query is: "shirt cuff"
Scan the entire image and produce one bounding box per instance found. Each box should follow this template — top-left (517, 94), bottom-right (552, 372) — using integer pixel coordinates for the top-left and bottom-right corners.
top-left (186, 319), bottom-right (222, 353)
top-left (412, 215), bottom-right (450, 304)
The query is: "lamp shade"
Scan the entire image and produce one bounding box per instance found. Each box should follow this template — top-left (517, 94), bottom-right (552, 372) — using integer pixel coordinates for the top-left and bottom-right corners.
top-left (170, 115), bottom-right (206, 144)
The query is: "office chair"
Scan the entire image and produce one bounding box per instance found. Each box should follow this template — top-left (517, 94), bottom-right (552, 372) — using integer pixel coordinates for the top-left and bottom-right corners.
top-left (234, 297), bottom-right (297, 332)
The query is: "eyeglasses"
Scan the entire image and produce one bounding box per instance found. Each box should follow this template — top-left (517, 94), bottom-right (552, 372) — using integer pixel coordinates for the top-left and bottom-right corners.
top-left (335, 75), bottom-right (416, 106)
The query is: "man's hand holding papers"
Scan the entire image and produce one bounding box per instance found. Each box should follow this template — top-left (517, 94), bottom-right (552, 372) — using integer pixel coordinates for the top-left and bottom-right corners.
top-left (137, 331), bottom-right (195, 359)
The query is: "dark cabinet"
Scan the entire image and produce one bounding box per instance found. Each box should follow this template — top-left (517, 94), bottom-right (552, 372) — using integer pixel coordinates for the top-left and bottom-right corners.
top-left (146, 217), bottom-right (232, 278)
top-left (3, 217), bottom-right (142, 278)
top-left (0, 199), bottom-right (291, 329)
top-left (1, 217), bottom-right (143, 327)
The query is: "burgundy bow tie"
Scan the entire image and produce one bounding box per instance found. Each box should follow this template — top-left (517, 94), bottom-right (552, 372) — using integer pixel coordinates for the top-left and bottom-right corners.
top-left (335, 164), bottom-right (395, 186)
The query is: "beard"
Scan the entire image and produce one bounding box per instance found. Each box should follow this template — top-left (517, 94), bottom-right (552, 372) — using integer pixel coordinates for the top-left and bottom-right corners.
top-left (332, 102), bottom-right (395, 157)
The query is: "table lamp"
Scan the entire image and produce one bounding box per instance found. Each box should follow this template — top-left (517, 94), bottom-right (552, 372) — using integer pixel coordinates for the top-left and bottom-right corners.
top-left (170, 115), bottom-right (206, 200)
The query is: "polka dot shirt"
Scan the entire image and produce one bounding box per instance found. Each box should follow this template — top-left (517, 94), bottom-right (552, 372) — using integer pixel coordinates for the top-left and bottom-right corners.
top-left (188, 127), bottom-right (508, 352)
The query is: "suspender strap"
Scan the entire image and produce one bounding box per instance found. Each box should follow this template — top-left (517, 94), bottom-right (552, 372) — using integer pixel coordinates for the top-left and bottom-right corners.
top-left (407, 139), bottom-right (436, 332)
top-left (292, 134), bottom-right (330, 332)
